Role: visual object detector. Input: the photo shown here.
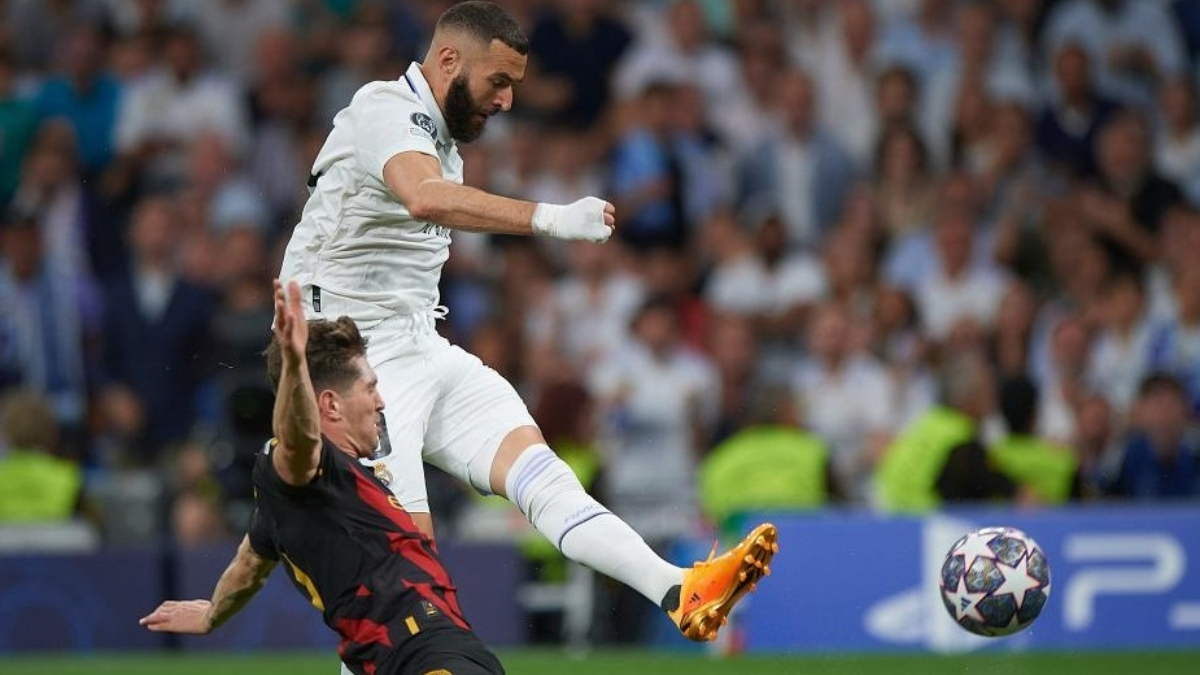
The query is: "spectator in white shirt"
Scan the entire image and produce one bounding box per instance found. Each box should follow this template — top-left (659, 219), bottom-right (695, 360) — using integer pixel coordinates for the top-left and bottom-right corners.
top-left (810, 0), bottom-right (887, 168)
top-left (915, 194), bottom-right (1010, 342)
top-left (1154, 76), bottom-right (1200, 205)
top-left (1042, 0), bottom-right (1186, 106)
top-left (1087, 271), bottom-right (1154, 416)
top-left (703, 209), bottom-right (826, 342)
top-left (114, 23), bottom-right (249, 190)
top-left (589, 295), bottom-right (718, 542)
top-left (792, 301), bottom-right (898, 502)
top-left (613, 0), bottom-right (740, 105)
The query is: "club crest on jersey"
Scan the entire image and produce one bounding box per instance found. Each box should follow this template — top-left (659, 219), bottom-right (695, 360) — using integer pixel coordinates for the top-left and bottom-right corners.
top-left (410, 112), bottom-right (437, 140)
top-left (373, 463), bottom-right (393, 486)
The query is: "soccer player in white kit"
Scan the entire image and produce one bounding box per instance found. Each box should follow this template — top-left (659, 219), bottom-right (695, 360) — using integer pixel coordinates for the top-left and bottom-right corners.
top-left (279, 0), bottom-right (776, 644)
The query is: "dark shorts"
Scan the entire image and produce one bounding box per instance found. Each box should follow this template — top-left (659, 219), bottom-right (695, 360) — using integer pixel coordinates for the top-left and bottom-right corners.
top-left (378, 623), bottom-right (505, 675)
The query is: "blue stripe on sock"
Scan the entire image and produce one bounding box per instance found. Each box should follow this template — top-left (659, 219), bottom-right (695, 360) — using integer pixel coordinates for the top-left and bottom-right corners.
top-left (555, 509), bottom-right (612, 549)
top-left (511, 448), bottom-right (556, 507)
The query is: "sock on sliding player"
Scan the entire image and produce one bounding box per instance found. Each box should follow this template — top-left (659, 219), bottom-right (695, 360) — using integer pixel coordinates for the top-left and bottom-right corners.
top-left (504, 444), bottom-right (682, 605)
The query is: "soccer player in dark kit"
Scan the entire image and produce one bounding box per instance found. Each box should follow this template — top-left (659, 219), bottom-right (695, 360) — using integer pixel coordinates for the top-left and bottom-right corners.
top-left (140, 279), bottom-right (504, 675)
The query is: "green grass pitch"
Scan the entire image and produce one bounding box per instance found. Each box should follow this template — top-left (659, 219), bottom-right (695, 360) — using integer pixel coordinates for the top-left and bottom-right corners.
top-left (1, 650), bottom-right (1198, 675)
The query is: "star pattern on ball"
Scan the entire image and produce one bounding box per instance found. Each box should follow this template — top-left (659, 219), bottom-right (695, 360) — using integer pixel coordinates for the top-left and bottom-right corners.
top-left (946, 574), bottom-right (988, 623)
top-left (955, 530), bottom-right (999, 572)
top-left (991, 553), bottom-right (1034, 609)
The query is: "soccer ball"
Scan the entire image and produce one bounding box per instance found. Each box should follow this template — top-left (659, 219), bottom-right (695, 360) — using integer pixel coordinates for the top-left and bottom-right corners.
top-left (939, 526), bottom-right (1051, 637)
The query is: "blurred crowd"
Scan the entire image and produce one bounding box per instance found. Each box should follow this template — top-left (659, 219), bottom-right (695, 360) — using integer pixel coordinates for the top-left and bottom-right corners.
top-left (0, 0), bottom-right (1199, 552)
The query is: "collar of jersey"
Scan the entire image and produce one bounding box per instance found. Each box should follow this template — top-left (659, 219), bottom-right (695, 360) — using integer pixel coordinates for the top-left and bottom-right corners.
top-left (403, 62), bottom-right (452, 148)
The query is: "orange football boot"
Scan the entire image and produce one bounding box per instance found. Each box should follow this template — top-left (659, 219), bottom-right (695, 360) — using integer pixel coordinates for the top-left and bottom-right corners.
top-left (668, 522), bottom-right (779, 641)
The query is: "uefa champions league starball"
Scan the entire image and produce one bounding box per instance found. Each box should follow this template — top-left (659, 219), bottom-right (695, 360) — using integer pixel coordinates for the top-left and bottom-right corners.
top-left (939, 526), bottom-right (1051, 637)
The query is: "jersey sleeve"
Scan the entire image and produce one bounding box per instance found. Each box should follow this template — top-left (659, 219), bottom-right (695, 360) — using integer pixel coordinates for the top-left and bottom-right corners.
top-left (246, 507), bottom-right (279, 561)
top-left (353, 84), bottom-right (440, 182)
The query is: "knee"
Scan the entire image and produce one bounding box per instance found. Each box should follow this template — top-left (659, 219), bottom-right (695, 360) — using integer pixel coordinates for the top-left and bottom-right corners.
top-left (489, 425), bottom-right (545, 496)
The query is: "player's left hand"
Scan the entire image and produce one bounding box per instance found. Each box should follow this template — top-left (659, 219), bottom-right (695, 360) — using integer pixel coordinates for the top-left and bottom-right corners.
top-left (273, 279), bottom-right (309, 362)
top-left (139, 600), bottom-right (214, 634)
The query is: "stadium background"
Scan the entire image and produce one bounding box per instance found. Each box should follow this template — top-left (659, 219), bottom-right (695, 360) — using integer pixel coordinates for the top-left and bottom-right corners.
top-left (0, 0), bottom-right (1199, 672)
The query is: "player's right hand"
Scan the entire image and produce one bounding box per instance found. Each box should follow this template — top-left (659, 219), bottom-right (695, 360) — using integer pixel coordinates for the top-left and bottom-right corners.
top-left (532, 196), bottom-right (615, 242)
top-left (139, 600), bottom-right (214, 635)
top-left (273, 279), bottom-right (309, 363)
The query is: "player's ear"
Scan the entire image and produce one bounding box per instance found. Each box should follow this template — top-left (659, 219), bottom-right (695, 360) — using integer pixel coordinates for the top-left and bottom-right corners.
top-left (318, 389), bottom-right (341, 420)
top-left (437, 44), bottom-right (461, 77)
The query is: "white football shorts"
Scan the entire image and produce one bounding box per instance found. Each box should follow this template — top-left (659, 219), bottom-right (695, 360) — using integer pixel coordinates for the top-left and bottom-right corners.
top-left (315, 297), bottom-right (536, 513)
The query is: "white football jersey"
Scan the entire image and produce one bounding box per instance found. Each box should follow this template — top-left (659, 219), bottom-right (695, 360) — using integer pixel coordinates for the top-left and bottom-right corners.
top-left (279, 62), bottom-right (463, 323)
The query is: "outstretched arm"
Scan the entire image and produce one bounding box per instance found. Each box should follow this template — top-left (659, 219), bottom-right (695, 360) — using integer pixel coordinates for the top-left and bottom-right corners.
top-left (382, 151), bottom-right (615, 242)
top-left (271, 279), bottom-right (323, 486)
top-left (139, 536), bottom-right (276, 634)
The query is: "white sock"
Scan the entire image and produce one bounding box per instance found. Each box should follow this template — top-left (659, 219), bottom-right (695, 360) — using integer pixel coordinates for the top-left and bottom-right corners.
top-left (504, 444), bottom-right (682, 605)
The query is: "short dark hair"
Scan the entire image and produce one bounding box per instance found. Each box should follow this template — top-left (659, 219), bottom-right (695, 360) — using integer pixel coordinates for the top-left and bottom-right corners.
top-left (265, 317), bottom-right (369, 395)
top-left (1138, 371), bottom-right (1187, 400)
top-left (999, 375), bottom-right (1039, 435)
top-left (437, 1), bottom-right (529, 55)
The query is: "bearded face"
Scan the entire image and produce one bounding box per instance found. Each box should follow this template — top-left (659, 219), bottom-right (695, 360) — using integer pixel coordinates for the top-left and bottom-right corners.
top-left (444, 71), bottom-right (492, 143)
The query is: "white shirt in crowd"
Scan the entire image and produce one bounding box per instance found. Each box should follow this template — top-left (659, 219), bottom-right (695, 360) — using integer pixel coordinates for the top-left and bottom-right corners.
top-left (705, 251), bottom-right (826, 318)
top-left (115, 68), bottom-right (249, 160)
top-left (279, 62), bottom-right (459, 323)
top-left (527, 273), bottom-right (645, 367)
top-left (916, 267), bottom-right (1009, 340)
top-left (1086, 321), bottom-right (1154, 415)
top-left (589, 342), bottom-right (718, 540)
top-left (792, 354), bottom-right (898, 500)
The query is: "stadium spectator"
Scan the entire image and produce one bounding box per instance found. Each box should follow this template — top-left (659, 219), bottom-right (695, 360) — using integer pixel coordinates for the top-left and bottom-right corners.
top-left (1111, 373), bottom-right (1200, 499)
top-left (1081, 108), bottom-right (1183, 272)
top-left (523, 0), bottom-right (632, 129)
top-left (589, 295), bottom-right (717, 544)
top-left (1147, 264), bottom-right (1200, 414)
top-left (923, 0), bottom-right (1035, 168)
top-left (0, 51), bottom-right (39, 208)
top-left (702, 209), bottom-right (825, 346)
top-left (1154, 76), bottom-right (1200, 205)
top-left (183, 0), bottom-right (291, 86)
top-left (1035, 312), bottom-right (1095, 445)
top-left (1071, 392), bottom-right (1123, 499)
top-left (792, 301), bottom-right (897, 503)
top-left (1086, 271), bottom-right (1154, 415)
top-left (989, 280), bottom-right (1038, 379)
top-left (0, 389), bottom-right (84, 522)
top-left (609, 81), bottom-right (688, 249)
top-left (1145, 205), bottom-right (1200, 321)
top-left (734, 68), bottom-right (855, 250)
top-left (913, 189), bottom-right (1010, 342)
top-left (875, 349), bottom-right (1014, 512)
top-left (98, 196), bottom-right (216, 465)
top-left (706, 313), bottom-right (760, 444)
top-left (809, 0), bottom-right (884, 168)
top-left (1041, 0), bottom-right (1186, 107)
top-left (992, 375), bottom-right (1080, 505)
top-left (528, 240), bottom-right (643, 371)
top-left (711, 17), bottom-right (783, 154)
top-left (700, 383), bottom-right (838, 538)
top-left (4, 0), bottom-right (111, 72)
top-left (34, 24), bottom-right (122, 177)
top-left (9, 121), bottom-right (109, 286)
top-left (318, 15), bottom-right (397, 124)
top-left (1034, 42), bottom-right (1120, 180)
top-left (0, 207), bottom-right (96, 440)
top-left (877, 0), bottom-right (958, 87)
top-left (613, 0), bottom-right (740, 105)
top-left (871, 122), bottom-right (937, 239)
top-left (113, 22), bottom-right (249, 191)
